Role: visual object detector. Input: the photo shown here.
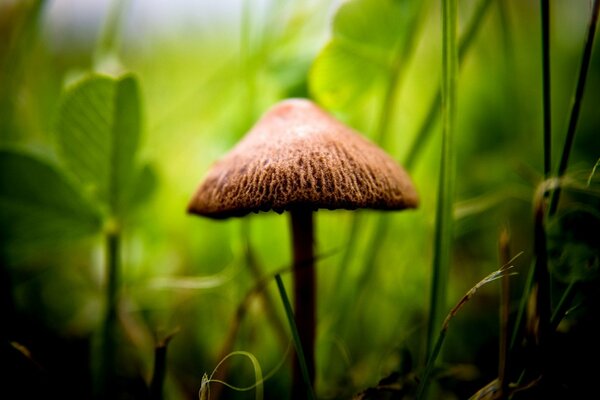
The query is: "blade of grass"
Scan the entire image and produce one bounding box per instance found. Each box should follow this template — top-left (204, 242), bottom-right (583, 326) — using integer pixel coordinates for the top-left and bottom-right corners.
top-left (201, 350), bottom-right (265, 400)
top-left (274, 274), bottom-right (316, 400)
top-left (587, 158), bottom-right (600, 186)
top-left (509, 2), bottom-right (600, 386)
top-left (550, 280), bottom-right (578, 330)
top-left (425, 0), bottom-right (458, 368)
top-left (541, 0), bottom-right (552, 180)
top-left (331, 2), bottom-right (494, 352)
top-left (510, 259), bottom-right (535, 350)
top-left (508, 187), bottom-right (552, 392)
top-left (498, 228), bottom-right (512, 398)
top-left (337, 0), bottom-right (494, 348)
top-left (416, 259), bottom-right (519, 400)
top-left (548, 0), bottom-right (600, 215)
top-left (530, 188), bottom-right (551, 361)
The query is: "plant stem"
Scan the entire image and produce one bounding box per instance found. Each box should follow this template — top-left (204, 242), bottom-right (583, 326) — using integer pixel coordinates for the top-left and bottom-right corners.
top-left (498, 228), bottom-right (511, 398)
top-left (290, 208), bottom-right (315, 399)
top-left (94, 0), bottom-right (129, 67)
top-left (510, 259), bottom-right (535, 350)
top-left (99, 228), bottom-right (120, 398)
top-left (426, 0), bottom-right (458, 366)
top-left (541, 0), bottom-right (551, 180)
top-left (548, 0), bottom-right (600, 216)
top-left (416, 329), bottom-right (447, 400)
top-left (275, 274), bottom-right (316, 400)
top-left (150, 333), bottom-right (176, 400)
top-left (530, 193), bottom-right (550, 371)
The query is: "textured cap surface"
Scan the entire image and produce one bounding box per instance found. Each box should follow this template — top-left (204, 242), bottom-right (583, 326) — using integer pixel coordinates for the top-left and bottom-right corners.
top-left (188, 99), bottom-right (418, 218)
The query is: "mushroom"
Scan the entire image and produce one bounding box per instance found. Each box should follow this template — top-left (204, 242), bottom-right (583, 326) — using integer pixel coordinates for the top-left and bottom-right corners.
top-left (187, 98), bottom-right (418, 397)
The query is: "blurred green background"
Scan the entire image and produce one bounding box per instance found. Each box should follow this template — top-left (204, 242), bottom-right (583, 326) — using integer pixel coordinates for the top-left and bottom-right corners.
top-left (1, 0), bottom-right (599, 399)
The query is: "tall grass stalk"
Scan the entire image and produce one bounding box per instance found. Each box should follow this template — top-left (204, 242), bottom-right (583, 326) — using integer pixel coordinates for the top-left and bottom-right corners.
top-left (328, 5), bottom-right (493, 375)
top-left (548, 0), bottom-right (600, 215)
top-left (510, 258), bottom-right (535, 350)
top-left (425, 0), bottom-right (458, 367)
top-left (498, 229), bottom-right (512, 397)
top-left (510, 0), bottom-right (599, 372)
top-left (541, 0), bottom-right (551, 179)
top-left (274, 274), bottom-right (316, 400)
top-left (335, 2), bottom-right (493, 353)
top-left (335, 2), bottom-right (493, 340)
top-left (150, 332), bottom-right (177, 400)
top-left (511, 189), bottom-right (551, 386)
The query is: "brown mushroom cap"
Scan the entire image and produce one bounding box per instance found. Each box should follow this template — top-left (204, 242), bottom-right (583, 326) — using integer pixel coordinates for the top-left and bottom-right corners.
top-left (188, 98), bottom-right (419, 218)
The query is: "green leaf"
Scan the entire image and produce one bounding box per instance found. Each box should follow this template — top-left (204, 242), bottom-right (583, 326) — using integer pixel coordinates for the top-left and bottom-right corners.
top-left (0, 149), bottom-right (102, 251)
top-left (128, 163), bottom-right (157, 211)
top-left (310, 41), bottom-right (384, 110)
top-left (55, 74), bottom-right (141, 217)
top-left (309, 0), bottom-right (420, 109)
top-left (334, 0), bottom-right (413, 53)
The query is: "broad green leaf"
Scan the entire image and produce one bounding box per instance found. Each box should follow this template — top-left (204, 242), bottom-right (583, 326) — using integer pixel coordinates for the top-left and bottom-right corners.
top-left (334, 0), bottom-right (413, 53)
top-left (310, 41), bottom-right (385, 110)
top-left (55, 74), bottom-right (141, 217)
top-left (0, 149), bottom-right (102, 251)
top-left (128, 162), bottom-right (157, 211)
top-left (309, 0), bottom-right (420, 109)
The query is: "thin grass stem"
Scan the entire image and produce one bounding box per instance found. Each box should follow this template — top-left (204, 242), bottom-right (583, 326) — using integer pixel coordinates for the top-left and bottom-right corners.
top-left (425, 0), bottom-right (458, 367)
top-left (541, 0), bottom-right (552, 180)
top-left (510, 260), bottom-right (535, 350)
top-left (150, 332), bottom-right (177, 400)
top-left (498, 228), bottom-right (512, 399)
top-left (94, 0), bottom-right (129, 66)
top-left (98, 227), bottom-right (120, 397)
top-left (550, 280), bottom-right (578, 330)
top-left (274, 274), bottom-right (316, 400)
top-left (415, 330), bottom-right (446, 400)
top-left (548, 0), bottom-right (600, 215)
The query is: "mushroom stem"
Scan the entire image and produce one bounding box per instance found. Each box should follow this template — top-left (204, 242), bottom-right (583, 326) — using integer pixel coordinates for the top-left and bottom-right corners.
top-left (290, 208), bottom-right (316, 397)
